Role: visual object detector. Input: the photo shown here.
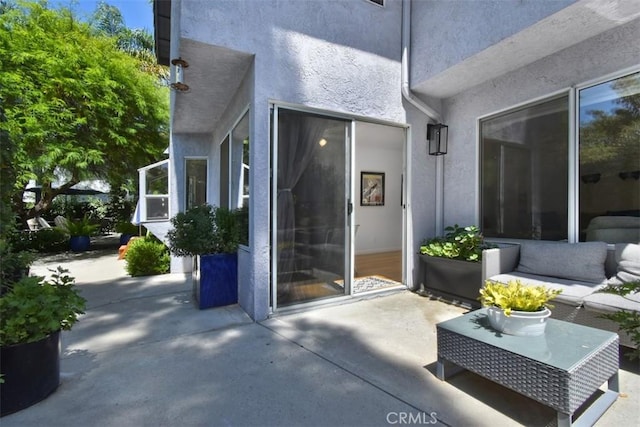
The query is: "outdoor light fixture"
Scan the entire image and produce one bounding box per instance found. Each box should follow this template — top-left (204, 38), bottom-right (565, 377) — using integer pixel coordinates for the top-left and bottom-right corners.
top-left (170, 58), bottom-right (189, 91)
top-left (427, 123), bottom-right (448, 156)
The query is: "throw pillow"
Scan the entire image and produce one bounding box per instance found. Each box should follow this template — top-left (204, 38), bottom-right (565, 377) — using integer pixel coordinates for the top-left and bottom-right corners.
top-left (515, 241), bottom-right (608, 284)
top-left (608, 243), bottom-right (640, 286)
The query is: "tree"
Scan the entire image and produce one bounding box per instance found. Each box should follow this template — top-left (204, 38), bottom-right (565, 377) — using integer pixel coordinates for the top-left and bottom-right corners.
top-left (0, 1), bottom-right (169, 224)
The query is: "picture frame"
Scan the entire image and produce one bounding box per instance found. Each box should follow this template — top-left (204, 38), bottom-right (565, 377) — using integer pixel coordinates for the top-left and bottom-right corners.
top-left (360, 171), bottom-right (385, 206)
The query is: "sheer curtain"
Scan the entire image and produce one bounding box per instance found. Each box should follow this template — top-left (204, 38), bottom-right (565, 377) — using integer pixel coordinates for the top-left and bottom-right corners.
top-left (276, 111), bottom-right (326, 279)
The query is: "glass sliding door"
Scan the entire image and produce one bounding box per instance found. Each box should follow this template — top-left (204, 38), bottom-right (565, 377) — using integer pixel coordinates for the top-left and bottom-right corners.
top-left (273, 108), bottom-right (352, 307)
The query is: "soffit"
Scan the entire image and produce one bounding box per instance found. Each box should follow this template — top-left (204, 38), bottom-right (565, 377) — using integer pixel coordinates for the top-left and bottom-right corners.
top-left (172, 38), bottom-right (254, 134)
top-left (413, 0), bottom-right (640, 99)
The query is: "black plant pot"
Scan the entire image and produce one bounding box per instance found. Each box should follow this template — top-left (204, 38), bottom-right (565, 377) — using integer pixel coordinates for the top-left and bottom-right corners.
top-left (0, 330), bottom-right (61, 417)
top-left (192, 253), bottom-right (238, 309)
top-left (69, 235), bottom-right (90, 252)
top-left (420, 255), bottom-right (482, 306)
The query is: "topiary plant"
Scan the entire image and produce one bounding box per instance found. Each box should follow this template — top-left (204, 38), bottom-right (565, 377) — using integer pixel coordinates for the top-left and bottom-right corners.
top-left (124, 236), bottom-right (170, 277)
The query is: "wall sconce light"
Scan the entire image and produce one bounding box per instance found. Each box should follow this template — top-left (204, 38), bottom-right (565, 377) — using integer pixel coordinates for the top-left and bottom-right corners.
top-left (170, 58), bottom-right (189, 91)
top-left (427, 123), bottom-right (448, 156)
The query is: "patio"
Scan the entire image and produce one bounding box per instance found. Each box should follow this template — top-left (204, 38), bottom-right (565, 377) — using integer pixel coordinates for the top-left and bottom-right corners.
top-left (3, 247), bottom-right (638, 426)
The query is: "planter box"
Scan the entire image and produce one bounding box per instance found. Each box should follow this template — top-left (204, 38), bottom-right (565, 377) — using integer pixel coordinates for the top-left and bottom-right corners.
top-left (192, 253), bottom-right (238, 309)
top-left (0, 331), bottom-right (60, 417)
top-left (419, 254), bottom-right (482, 306)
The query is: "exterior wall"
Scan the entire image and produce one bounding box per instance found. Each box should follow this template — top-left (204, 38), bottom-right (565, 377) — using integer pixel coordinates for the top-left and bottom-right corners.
top-left (440, 18), bottom-right (640, 228)
top-left (168, 132), bottom-right (212, 273)
top-left (411, 0), bottom-right (575, 83)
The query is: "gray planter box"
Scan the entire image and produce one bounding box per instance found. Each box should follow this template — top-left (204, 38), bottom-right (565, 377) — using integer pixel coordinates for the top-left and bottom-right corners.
top-left (419, 254), bottom-right (483, 306)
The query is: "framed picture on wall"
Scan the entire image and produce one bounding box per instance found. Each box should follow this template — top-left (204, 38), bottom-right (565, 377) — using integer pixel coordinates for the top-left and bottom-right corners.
top-left (361, 171), bottom-right (385, 206)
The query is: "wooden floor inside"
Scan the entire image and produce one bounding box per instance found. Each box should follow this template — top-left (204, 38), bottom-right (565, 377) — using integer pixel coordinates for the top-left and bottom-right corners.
top-left (355, 251), bottom-right (402, 282)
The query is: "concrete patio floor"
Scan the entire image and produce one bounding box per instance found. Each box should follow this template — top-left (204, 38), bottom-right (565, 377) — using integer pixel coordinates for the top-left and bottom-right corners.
top-left (3, 240), bottom-right (638, 426)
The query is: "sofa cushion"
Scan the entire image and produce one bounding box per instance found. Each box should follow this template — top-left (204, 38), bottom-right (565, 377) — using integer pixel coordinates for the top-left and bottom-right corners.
top-left (583, 291), bottom-right (640, 314)
top-left (489, 272), bottom-right (605, 307)
top-left (608, 243), bottom-right (640, 286)
top-left (515, 241), bottom-right (608, 284)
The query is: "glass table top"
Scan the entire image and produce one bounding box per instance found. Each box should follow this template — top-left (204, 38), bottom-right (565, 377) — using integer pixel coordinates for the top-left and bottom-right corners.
top-left (437, 308), bottom-right (618, 371)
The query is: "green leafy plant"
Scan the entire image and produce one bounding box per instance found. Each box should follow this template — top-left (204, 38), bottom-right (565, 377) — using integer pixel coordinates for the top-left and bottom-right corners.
top-left (124, 236), bottom-right (170, 277)
top-left (420, 224), bottom-right (495, 262)
top-left (0, 239), bottom-right (35, 295)
top-left (598, 281), bottom-right (640, 360)
top-left (167, 204), bottom-right (241, 257)
top-left (9, 228), bottom-right (68, 253)
top-left (479, 279), bottom-right (562, 316)
top-left (57, 216), bottom-right (99, 237)
top-left (0, 267), bottom-right (86, 346)
top-left (115, 221), bottom-right (139, 235)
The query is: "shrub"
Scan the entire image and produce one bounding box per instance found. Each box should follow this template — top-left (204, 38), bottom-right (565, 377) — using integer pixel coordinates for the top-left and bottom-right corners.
top-left (420, 224), bottom-right (495, 262)
top-left (10, 228), bottom-right (68, 253)
top-left (0, 267), bottom-right (86, 346)
top-left (124, 237), bottom-right (170, 277)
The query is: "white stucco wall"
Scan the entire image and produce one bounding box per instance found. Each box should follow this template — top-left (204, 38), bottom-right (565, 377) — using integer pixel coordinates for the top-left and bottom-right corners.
top-left (440, 18), bottom-right (640, 229)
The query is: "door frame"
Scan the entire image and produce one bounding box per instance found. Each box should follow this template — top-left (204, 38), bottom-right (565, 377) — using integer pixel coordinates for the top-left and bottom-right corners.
top-left (269, 102), bottom-right (409, 313)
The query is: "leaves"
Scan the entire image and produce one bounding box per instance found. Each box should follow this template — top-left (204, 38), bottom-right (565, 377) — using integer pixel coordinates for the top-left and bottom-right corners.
top-left (419, 224), bottom-right (495, 262)
top-left (0, 267), bottom-right (86, 346)
top-left (479, 280), bottom-right (562, 314)
top-left (0, 1), bottom-right (169, 221)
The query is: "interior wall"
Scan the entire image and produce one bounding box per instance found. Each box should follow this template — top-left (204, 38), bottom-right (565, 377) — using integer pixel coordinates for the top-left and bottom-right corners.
top-left (354, 122), bottom-right (404, 254)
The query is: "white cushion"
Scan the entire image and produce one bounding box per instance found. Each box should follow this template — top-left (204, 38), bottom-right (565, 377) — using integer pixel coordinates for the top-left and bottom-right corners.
top-left (608, 243), bottom-right (640, 285)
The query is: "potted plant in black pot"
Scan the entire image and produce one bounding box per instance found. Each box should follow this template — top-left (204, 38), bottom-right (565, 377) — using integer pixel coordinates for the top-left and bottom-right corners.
top-left (0, 267), bottom-right (86, 416)
top-left (167, 204), bottom-right (241, 309)
top-left (418, 224), bottom-right (496, 305)
top-left (57, 215), bottom-right (99, 252)
top-left (115, 221), bottom-right (140, 245)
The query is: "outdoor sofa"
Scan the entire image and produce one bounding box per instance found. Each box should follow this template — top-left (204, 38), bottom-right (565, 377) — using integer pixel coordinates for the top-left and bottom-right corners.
top-left (483, 240), bottom-right (640, 348)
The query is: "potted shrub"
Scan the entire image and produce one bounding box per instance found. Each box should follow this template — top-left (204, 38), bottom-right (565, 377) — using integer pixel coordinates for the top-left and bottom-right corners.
top-left (0, 267), bottom-right (86, 416)
top-left (167, 204), bottom-right (241, 309)
top-left (0, 239), bottom-right (35, 296)
top-left (418, 224), bottom-right (495, 304)
top-left (479, 279), bottom-right (562, 336)
top-left (57, 215), bottom-right (99, 252)
top-left (115, 221), bottom-right (140, 245)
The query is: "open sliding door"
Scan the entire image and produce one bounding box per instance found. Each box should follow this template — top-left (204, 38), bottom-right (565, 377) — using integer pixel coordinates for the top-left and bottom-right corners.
top-left (271, 107), bottom-right (353, 308)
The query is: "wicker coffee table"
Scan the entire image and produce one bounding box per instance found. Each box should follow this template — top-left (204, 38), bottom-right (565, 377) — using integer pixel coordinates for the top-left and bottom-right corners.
top-left (436, 308), bottom-right (619, 427)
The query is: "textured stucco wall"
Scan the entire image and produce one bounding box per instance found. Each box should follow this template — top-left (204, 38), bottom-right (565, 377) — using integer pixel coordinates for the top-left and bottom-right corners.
top-left (411, 0), bottom-right (575, 83)
top-left (440, 18), bottom-right (640, 229)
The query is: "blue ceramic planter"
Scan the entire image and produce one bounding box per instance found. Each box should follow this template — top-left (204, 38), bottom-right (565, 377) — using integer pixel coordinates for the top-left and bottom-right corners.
top-left (69, 236), bottom-right (90, 252)
top-left (193, 253), bottom-right (238, 309)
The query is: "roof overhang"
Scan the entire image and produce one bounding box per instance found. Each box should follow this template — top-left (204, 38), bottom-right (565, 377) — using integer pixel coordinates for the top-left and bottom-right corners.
top-left (153, 0), bottom-right (171, 66)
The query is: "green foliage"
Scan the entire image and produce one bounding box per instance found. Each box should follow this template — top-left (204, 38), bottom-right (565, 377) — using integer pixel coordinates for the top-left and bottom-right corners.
top-left (0, 267), bottom-right (86, 346)
top-left (0, 239), bottom-right (35, 295)
top-left (598, 281), bottom-right (640, 360)
top-left (420, 224), bottom-right (495, 262)
top-left (0, 1), bottom-right (169, 222)
top-left (124, 236), bottom-right (169, 277)
top-left (115, 221), bottom-right (139, 235)
top-left (58, 215), bottom-right (99, 237)
top-left (479, 280), bottom-right (562, 316)
top-left (9, 228), bottom-right (68, 253)
top-left (167, 204), bottom-right (241, 257)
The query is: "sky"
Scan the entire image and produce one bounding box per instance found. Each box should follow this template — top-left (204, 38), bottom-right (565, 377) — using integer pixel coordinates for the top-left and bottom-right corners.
top-left (55, 0), bottom-right (154, 31)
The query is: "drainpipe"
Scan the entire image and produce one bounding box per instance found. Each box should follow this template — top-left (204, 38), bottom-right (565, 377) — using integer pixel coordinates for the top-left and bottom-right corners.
top-left (401, 0), bottom-right (445, 237)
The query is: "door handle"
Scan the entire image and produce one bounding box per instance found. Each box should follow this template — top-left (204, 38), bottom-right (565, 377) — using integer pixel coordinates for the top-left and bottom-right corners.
top-left (348, 200), bottom-right (353, 216)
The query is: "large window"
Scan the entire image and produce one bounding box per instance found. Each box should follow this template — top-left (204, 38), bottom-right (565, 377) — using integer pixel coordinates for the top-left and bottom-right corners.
top-left (481, 70), bottom-right (640, 243)
top-left (579, 72), bottom-right (640, 242)
top-left (219, 110), bottom-right (250, 245)
top-left (481, 96), bottom-right (569, 240)
top-left (185, 158), bottom-right (207, 210)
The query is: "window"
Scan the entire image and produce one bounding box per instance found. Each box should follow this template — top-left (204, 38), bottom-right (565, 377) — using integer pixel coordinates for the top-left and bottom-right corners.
top-left (579, 72), bottom-right (640, 242)
top-left (219, 110), bottom-right (250, 245)
top-left (185, 158), bottom-right (207, 210)
top-left (481, 96), bottom-right (569, 240)
top-left (139, 159), bottom-right (169, 221)
top-left (367, 0), bottom-right (384, 6)
top-left (480, 70), bottom-right (640, 243)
